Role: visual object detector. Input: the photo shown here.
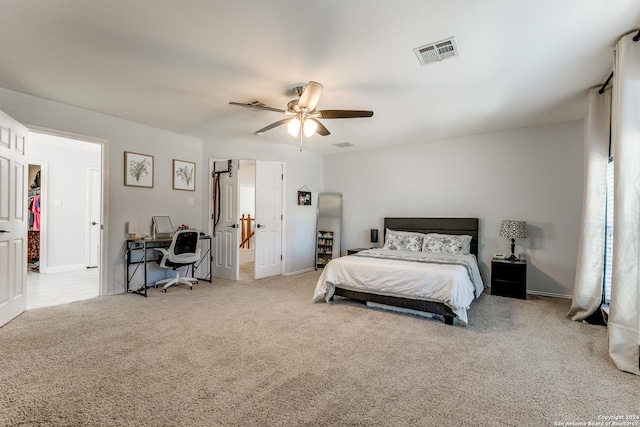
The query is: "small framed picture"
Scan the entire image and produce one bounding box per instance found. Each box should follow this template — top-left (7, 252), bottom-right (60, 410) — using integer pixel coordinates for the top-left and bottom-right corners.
top-left (173, 159), bottom-right (196, 191)
top-left (298, 190), bottom-right (311, 206)
top-left (124, 151), bottom-right (154, 188)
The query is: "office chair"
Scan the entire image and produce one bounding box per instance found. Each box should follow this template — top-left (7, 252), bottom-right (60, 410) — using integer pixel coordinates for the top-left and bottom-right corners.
top-left (154, 230), bottom-right (201, 292)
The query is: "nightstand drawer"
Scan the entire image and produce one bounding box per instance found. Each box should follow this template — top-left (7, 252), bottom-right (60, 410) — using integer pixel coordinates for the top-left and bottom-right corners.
top-left (491, 259), bottom-right (527, 299)
top-left (492, 261), bottom-right (526, 282)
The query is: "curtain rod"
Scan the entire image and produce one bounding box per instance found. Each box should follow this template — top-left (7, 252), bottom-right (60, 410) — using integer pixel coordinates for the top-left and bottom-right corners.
top-left (599, 72), bottom-right (613, 94)
top-left (597, 31), bottom-right (640, 94)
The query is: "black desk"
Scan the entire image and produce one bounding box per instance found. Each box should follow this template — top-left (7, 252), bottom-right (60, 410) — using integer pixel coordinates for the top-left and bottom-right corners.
top-left (125, 235), bottom-right (212, 297)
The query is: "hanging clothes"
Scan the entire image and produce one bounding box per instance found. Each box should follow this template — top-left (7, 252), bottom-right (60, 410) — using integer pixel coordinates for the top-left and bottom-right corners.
top-left (30, 195), bottom-right (41, 231)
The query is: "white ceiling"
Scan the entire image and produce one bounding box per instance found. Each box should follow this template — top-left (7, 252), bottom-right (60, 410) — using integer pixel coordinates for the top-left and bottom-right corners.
top-left (1, 1), bottom-right (639, 155)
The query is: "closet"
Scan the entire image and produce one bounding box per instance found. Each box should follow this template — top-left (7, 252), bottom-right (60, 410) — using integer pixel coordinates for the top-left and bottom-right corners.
top-left (27, 165), bottom-right (41, 272)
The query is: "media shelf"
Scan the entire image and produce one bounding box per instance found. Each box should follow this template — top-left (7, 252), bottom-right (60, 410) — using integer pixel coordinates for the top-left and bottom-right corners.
top-left (316, 231), bottom-right (334, 269)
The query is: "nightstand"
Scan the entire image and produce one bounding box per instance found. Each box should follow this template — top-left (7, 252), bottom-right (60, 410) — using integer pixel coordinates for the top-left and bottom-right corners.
top-left (491, 259), bottom-right (527, 299)
top-left (347, 248), bottom-right (369, 255)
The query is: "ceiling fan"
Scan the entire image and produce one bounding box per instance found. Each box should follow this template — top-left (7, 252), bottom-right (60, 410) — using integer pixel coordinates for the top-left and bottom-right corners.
top-left (229, 81), bottom-right (374, 150)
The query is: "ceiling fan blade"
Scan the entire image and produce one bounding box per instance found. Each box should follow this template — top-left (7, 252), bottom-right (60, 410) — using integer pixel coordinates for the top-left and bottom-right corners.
top-left (298, 81), bottom-right (323, 111)
top-left (254, 118), bottom-right (291, 135)
top-left (229, 101), bottom-right (285, 114)
top-left (309, 119), bottom-right (330, 136)
top-left (318, 110), bottom-right (374, 119)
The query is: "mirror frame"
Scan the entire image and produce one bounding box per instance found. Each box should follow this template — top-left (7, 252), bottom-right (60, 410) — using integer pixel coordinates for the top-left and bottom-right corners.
top-left (152, 216), bottom-right (174, 238)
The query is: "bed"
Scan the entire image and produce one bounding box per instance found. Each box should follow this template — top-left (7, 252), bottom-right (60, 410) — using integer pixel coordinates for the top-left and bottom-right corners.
top-left (313, 217), bottom-right (484, 326)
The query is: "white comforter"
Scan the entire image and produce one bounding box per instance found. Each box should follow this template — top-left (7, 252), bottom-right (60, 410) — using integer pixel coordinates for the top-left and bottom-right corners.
top-left (313, 249), bottom-right (485, 325)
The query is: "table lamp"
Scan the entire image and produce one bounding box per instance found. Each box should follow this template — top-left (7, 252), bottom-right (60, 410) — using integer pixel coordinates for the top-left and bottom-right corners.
top-left (499, 220), bottom-right (527, 261)
top-left (127, 220), bottom-right (140, 238)
top-left (370, 229), bottom-right (379, 248)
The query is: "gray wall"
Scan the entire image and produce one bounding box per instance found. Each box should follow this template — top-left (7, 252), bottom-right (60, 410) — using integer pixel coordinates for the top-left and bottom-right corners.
top-left (0, 87), bottom-right (204, 294)
top-left (0, 86), bottom-right (324, 293)
top-left (200, 139), bottom-right (324, 275)
top-left (0, 85), bottom-right (584, 298)
top-left (323, 121), bottom-right (584, 297)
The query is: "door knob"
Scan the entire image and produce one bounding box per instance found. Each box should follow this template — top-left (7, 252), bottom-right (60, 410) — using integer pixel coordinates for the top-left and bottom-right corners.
top-left (91, 222), bottom-right (98, 225)
top-left (0, 230), bottom-right (8, 233)
top-left (228, 224), bottom-right (238, 228)
top-left (256, 224), bottom-right (265, 229)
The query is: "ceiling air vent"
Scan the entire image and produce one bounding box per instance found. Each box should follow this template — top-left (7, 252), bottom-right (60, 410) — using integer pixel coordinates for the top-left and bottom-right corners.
top-left (414, 37), bottom-right (459, 66)
top-left (332, 142), bottom-right (355, 148)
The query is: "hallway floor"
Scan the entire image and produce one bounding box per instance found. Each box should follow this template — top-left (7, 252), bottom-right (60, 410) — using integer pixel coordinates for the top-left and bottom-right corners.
top-left (27, 268), bottom-right (99, 310)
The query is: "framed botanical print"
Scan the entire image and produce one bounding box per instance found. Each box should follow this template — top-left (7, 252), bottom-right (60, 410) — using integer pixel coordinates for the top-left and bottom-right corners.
top-left (124, 151), bottom-right (154, 188)
top-left (173, 159), bottom-right (196, 191)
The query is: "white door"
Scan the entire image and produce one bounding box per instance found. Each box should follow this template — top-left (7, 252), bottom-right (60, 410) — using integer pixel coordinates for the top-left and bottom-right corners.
top-left (254, 161), bottom-right (283, 279)
top-left (0, 110), bottom-right (28, 327)
top-left (212, 160), bottom-right (239, 280)
top-left (87, 167), bottom-right (101, 268)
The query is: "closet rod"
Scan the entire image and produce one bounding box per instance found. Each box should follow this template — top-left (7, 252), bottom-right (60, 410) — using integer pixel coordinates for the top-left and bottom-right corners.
top-left (598, 72), bottom-right (613, 94)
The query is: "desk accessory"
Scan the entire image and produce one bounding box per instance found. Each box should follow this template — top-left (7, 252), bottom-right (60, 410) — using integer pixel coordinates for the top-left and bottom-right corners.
top-left (127, 220), bottom-right (140, 238)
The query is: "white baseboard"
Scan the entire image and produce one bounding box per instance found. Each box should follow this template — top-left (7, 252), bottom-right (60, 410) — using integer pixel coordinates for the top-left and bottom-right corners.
top-left (526, 290), bottom-right (572, 299)
top-left (43, 264), bottom-right (87, 274)
top-left (284, 267), bottom-right (315, 276)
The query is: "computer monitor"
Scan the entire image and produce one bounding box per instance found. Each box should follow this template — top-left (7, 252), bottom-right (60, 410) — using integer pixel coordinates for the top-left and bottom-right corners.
top-left (152, 216), bottom-right (173, 239)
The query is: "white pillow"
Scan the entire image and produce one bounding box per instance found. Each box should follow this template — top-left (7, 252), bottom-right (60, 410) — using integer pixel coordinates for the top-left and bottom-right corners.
top-left (422, 233), bottom-right (472, 255)
top-left (382, 229), bottom-right (424, 252)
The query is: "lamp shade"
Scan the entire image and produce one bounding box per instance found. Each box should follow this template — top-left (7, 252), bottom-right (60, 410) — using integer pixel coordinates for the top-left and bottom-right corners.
top-left (287, 118), bottom-right (301, 136)
top-left (499, 220), bottom-right (527, 239)
top-left (303, 119), bottom-right (317, 137)
top-left (127, 220), bottom-right (140, 235)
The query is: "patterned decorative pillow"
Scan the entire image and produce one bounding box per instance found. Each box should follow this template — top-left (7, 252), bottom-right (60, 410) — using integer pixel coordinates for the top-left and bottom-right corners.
top-left (382, 229), bottom-right (424, 252)
top-left (422, 234), bottom-right (472, 254)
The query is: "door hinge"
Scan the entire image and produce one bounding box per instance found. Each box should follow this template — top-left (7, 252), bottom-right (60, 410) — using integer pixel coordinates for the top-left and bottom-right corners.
top-left (281, 254), bottom-right (283, 261)
top-left (281, 174), bottom-right (283, 180)
top-left (281, 214), bottom-right (283, 220)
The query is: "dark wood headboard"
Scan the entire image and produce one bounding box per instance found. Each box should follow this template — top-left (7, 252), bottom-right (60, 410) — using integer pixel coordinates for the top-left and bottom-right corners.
top-left (383, 217), bottom-right (479, 257)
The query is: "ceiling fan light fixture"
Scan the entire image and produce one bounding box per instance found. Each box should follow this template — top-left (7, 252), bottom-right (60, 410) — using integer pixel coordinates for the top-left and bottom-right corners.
top-left (298, 81), bottom-right (323, 110)
top-left (287, 117), bottom-right (300, 136)
top-left (303, 119), bottom-right (317, 137)
top-left (229, 80), bottom-right (373, 145)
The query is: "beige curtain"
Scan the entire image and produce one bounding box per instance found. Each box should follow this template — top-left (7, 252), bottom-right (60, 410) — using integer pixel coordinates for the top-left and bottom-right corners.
top-left (568, 87), bottom-right (610, 321)
top-left (609, 32), bottom-right (640, 375)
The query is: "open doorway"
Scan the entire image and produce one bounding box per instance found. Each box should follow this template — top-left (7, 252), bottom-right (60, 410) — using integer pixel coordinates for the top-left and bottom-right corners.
top-left (210, 159), bottom-right (285, 281)
top-left (26, 131), bottom-right (102, 309)
top-left (239, 160), bottom-right (256, 281)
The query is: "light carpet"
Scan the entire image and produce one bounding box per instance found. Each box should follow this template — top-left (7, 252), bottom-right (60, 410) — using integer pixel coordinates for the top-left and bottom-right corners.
top-left (1, 270), bottom-right (638, 426)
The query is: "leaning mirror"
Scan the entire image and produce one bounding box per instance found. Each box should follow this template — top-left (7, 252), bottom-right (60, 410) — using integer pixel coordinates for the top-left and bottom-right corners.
top-left (315, 193), bottom-right (342, 269)
top-left (152, 216), bottom-right (174, 238)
